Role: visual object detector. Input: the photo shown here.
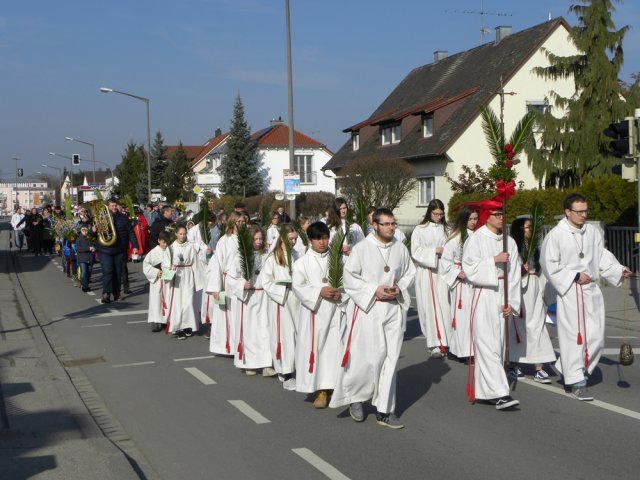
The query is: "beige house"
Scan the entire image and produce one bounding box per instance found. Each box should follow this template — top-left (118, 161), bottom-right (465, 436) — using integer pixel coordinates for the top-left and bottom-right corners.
top-left (322, 18), bottom-right (578, 225)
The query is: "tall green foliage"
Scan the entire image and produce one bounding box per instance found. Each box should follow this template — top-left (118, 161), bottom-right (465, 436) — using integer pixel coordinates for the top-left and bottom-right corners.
top-left (148, 131), bottom-right (168, 200)
top-left (114, 141), bottom-right (146, 202)
top-left (526, 0), bottom-right (628, 187)
top-left (162, 142), bottom-right (194, 203)
top-left (219, 95), bottom-right (266, 197)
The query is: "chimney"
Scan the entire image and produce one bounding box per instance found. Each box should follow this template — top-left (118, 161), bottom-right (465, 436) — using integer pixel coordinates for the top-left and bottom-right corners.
top-left (214, 127), bottom-right (222, 137)
top-left (433, 51), bottom-right (448, 63)
top-left (495, 26), bottom-right (512, 45)
top-left (270, 116), bottom-right (285, 126)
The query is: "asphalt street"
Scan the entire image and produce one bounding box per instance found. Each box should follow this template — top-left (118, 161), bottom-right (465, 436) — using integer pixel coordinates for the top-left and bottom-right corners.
top-left (2, 221), bottom-right (640, 480)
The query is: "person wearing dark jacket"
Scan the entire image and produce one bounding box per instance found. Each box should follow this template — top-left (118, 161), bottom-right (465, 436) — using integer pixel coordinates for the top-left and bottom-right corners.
top-left (149, 205), bottom-right (174, 248)
top-left (96, 199), bottom-right (139, 303)
top-left (76, 226), bottom-right (93, 292)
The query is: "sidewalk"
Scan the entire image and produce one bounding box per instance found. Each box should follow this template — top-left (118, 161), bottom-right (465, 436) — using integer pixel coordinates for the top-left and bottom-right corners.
top-left (0, 227), bottom-right (145, 479)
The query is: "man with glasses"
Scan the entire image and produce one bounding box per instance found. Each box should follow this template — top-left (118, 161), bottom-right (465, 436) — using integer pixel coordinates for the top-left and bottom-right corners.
top-left (462, 199), bottom-right (522, 410)
top-left (541, 193), bottom-right (632, 401)
top-left (330, 208), bottom-right (416, 429)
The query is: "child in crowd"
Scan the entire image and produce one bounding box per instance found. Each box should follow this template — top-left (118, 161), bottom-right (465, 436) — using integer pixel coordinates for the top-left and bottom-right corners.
top-left (143, 231), bottom-right (171, 333)
top-left (75, 226), bottom-right (94, 292)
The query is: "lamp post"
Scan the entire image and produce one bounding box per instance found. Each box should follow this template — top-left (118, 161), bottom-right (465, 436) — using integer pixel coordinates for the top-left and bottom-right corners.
top-left (48, 152), bottom-right (74, 203)
top-left (285, 0), bottom-right (297, 220)
top-left (65, 136), bottom-right (96, 184)
top-left (12, 156), bottom-right (20, 207)
top-left (100, 86), bottom-right (151, 202)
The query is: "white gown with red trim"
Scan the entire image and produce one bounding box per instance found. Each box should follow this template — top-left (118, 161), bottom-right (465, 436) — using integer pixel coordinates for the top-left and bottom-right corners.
top-left (411, 222), bottom-right (451, 351)
top-left (262, 251), bottom-right (300, 376)
top-left (291, 249), bottom-right (347, 394)
top-left (142, 245), bottom-right (168, 325)
top-left (462, 226), bottom-right (521, 401)
top-left (540, 219), bottom-right (624, 385)
top-left (329, 235), bottom-right (415, 414)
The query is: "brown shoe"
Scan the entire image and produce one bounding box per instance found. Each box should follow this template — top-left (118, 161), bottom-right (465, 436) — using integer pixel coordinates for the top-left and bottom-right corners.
top-left (313, 390), bottom-right (328, 409)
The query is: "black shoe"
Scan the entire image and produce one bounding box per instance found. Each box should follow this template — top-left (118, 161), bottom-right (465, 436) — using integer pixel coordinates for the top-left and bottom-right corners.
top-left (184, 328), bottom-right (193, 337)
top-left (82, 287), bottom-right (90, 292)
top-left (494, 396), bottom-right (520, 410)
top-left (151, 323), bottom-right (164, 333)
top-left (124, 289), bottom-right (132, 294)
top-left (177, 331), bottom-right (187, 340)
top-left (101, 294), bottom-right (111, 304)
top-left (375, 412), bottom-right (404, 429)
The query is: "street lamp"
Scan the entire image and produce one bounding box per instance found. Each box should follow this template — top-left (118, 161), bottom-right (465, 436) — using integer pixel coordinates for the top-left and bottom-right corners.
top-left (100, 86), bottom-right (151, 202)
top-left (65, 136), bottom-right (96, 184)
top-left (12, 156), bottom-right (20, 207)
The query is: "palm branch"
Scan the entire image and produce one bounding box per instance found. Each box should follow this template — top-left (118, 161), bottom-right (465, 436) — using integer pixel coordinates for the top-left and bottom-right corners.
top-left (292, 220), bottom-right (309, 247)
top-left (326, 229), bottom-right (346, 289)
top-left (524, 201), bottom-right (544, 265)
top-left (353, 197), bottom-right (369, 237)
top-left (260, 204), bottom-right (271, 228)
top-left (480, 106), bottom-right (504, 162)
top-left (64, 196), bottom-right (73, 220)
top-left (236, 224), bottom-right (254, 281)
top-left (279, 226), bottom-right (293, 276)
top-left (198, 204), bottom-right (211, 244)
top-left (508, 111), bottom-right (535, 153)
top-left (123, 194), bottom-right (135, 220)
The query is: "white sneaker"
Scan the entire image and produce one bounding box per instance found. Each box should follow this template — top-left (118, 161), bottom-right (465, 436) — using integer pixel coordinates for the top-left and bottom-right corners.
top-left (534, 370), bottom-right (551, 384)
top-left (283, 378), bottom-right (297, 391)
top-left (430, 347), bottom-right (444, 359)
top-left (262, 367), bottom-right (277, 377)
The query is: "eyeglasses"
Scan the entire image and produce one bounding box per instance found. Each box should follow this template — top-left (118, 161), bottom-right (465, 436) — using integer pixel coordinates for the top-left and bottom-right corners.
top-left (490, 212), bottom-right (504, 218)
top-left (571, 209), bottom-right (589, 216)
top-left (376, 222), bottom-right (397, 227)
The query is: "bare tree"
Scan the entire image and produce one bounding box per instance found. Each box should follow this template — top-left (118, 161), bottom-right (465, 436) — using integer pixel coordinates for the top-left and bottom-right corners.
top-left (339, 156), bottom-right (417, 210)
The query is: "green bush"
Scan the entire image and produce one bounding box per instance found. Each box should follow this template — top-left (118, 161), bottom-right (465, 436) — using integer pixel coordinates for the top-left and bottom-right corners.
top-left (448, 176), bottom-right (637, 226)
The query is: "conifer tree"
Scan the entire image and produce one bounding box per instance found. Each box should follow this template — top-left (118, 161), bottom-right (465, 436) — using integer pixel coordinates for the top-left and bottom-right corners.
top-left (525, 0), bottom-right (628, 187)
top-left (219, 95), bottom-right (266, 197)
top-left (115, 141), bottom-right (146, 202)
top-left (161, 142), bottom-right (194, 203)
top-left (150, 131), bottom-right (168, 191)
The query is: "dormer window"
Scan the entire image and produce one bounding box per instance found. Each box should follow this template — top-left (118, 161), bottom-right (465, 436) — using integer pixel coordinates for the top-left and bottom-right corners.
top-left (422, 114), bottom-right (434, 138)
top-left (381, 124), bottom-right (400, 145)
top-left (352, 132), bottom-right (360, 151)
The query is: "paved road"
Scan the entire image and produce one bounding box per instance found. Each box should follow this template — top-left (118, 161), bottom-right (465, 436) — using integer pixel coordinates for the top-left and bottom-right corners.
top-left (3, 220), bottom-right (640, 480)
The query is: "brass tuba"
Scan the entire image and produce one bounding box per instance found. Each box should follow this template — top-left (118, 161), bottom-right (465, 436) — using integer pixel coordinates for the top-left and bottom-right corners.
top-left (86, 200), bottom-right (117, 248)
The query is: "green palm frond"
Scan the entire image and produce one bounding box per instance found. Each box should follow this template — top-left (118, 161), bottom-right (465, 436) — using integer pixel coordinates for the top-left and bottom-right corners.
top-left (327, 229), bottom-right (346, 289)
top-left (524, 201), bottom-right (544, 265)
top-left (292, 220), bottom-right (309, 247)
top-left (260, 205), bottom-right (271, 228)
top-left (480, 106), bottom-right (504, 161)
top-left (64, 196), bottom-right (73, 220)
top-left (237, 224), bottom-right (254, 280)
top-left (199, 204), bottom-right (210, 244)
top-left (279, 226), bottom-right (293, 276)
top-left (94, 189), bottom-right (104, 201)
top-left (123, 194), bottom-right (135, 220)
top-left (508, 111), bottom-right (536, 153)
top-left (354, 197), bottom-right (369, 237)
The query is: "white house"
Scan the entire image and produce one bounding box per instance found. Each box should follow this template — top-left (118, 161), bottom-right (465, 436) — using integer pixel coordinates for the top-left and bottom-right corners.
top-left (322, 18), bottom-right (579, 224)
top-left (191, 119), bottom-right (335, 198)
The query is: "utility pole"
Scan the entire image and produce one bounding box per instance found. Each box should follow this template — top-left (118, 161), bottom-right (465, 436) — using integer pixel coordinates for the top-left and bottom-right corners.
top-left (285, 0), bottom-right (297, 220)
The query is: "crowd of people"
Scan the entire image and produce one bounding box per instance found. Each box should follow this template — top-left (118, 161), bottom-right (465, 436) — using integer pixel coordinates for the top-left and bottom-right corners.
top-left (9, 193), bottom-right (632, 428)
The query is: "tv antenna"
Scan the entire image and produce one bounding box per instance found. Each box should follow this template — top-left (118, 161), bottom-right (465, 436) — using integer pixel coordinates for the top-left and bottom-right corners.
top-left (446, 1), bottom-right (512, 40)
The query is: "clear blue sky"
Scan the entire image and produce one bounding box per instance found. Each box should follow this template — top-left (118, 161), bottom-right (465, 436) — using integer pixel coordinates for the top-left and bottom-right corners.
top-left (2, 0), bottom-right (639, 181)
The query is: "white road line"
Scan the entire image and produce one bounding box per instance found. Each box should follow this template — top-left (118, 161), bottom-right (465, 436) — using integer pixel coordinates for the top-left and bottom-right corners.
top-left (607, 336), bottom-right (638, 339)
top-left (81, 323), bottom-right (112, 328)
top-left (184, 367), bottom-right (217, 385)
top-left (127, 320), bottom-right (148, 324)
top-left (603, 348), bottom-right (637, 355)
top-left (112, 361), bottom-right (156, 368)
top-left (518, 377), bottom-right (640, 421)
top-left (292, 448), bottom-right (351, 480)
top-left (95, 299), bottom-right (103, 304)
top-left (228, 400), bottom-right (271, 424)
top-left (174, 356), bottom-right (215, 362)
top-left (86, 291), bottom-right (96, 296)
top-left (94, 309), bottom-right (148, 318)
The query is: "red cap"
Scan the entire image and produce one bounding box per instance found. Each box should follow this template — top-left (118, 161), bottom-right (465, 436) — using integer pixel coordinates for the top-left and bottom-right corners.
top-left (462, 199), bottom-right (503, 230)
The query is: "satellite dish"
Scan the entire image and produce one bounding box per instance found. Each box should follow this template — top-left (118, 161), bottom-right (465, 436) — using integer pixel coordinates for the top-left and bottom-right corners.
top-left (275, 193), bottom-right (284, 200)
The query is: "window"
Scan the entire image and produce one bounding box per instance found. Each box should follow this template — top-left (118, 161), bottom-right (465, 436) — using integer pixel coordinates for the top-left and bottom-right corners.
top-left (526, 100), bottom-right (548, 131)
top-left (422, 114), bottom-right (434, 138)
top-left (352, 132), bottom-right (360, 151)
top-left (418, 177), bottom-right (435, 206)
top-left (381, 124), bottom-right (401, 145)
top-left (294, 154), bottom-right (315, 184)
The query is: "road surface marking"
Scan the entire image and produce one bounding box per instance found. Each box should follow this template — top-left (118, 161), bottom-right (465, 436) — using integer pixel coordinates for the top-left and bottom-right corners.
top-left (292, 448), bottom-right (351, 480)
top-left (94, 309), bottom-right (148, 318)
top-left (81, 323), bottom-right (112, 328)
top-left (519, 377), bottom-right (640, 421)
top-left (112, 361), bottom-right (156, 368)
top-left (603, 348), bottom-right (637, 355)
top-left (86, 291), bottom-right (95, 296)
top-left (606, 336), bottom-right (638, 339)
top-left (228, 400), bottom-right (270, 424)
top-left (184, 367), bottom-right (217, 385)
top-left (126, 320), bottom-right (148, 324)
top-left (174, 356), bottom-right (215, 362)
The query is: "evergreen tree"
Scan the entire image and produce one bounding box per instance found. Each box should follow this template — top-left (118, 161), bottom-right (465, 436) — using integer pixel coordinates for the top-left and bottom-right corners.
top-left (150, 131), bottom-right (168, 194)
top-left (525, 0), bottom-right (628, 187)
top-left (219, 95), bottom-right (266, 197)
top-left (114, 141), bottom-right (146, 202)
top-left (161, 142), bottom-right (194, 203)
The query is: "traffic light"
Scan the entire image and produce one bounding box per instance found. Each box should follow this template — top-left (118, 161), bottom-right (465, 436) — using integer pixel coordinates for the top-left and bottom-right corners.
top-left (17, 168), bottom-right (23, 177)
top-left (72, 153), bottom-right (80, 165)
top-left (603, 117), bottom-right (637, 158)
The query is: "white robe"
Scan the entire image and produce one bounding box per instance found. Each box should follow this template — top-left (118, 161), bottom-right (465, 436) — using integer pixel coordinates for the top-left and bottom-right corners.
top-left (439, 231), bottom-right (474, 358)
top-left (262, 251), bottom-right (300, 375)
top-left (143, 245), bottom-right (168, 325)
top-left (205, 234), bottom-right (238, 355)
top-left (226, 251), bottom-right (272, 369)
top-left (540, 218), bottom-right (624, 385)
top-left (508, 256), bottom-right (556, 365)
top-left (266, 225), bottom-right (280, 251)
top-left (188, 225), bottom-right (212, 325)
top-left (292, 249), bottom-right (348, 393)
top-left (462, 225), bottom-right (521, 400)
top-left (411, 222), bottom-right (452, 351)
top-left (330, 235), bottom-right (416, 414)
top-left (162, 240), bottom-right (204, 334)
top-left (293, 236), bottom-right (308, 257)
